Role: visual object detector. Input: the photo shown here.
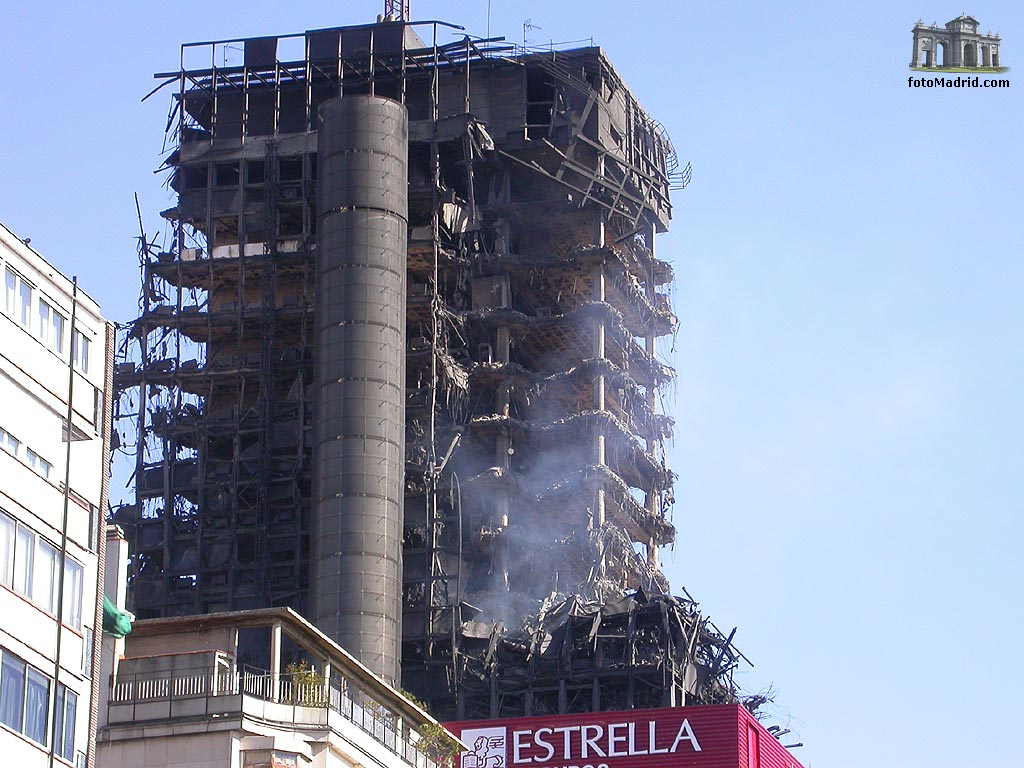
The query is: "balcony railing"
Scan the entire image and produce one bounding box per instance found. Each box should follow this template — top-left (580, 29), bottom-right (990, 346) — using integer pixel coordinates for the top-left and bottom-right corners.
top-left (109, 668), bottom-right (439, 768)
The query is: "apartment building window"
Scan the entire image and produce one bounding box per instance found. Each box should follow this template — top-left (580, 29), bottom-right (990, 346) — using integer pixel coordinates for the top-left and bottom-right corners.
top-left (0, 515), bottom-right (85, 628)
top-left (0, 652), bottom-right (25, 732)
top-left (53, 683), bottom-right (77, 762)
top-left (25, 448), bottom-right (53, 480)
top-left (62, 559), bottom-right (84, 628)
top-left (1, 428), bottom-right (53, 479)
top-left (0, 651), bottom-right (50, 745)
top-left (3, 268), bottom-right (18, 320)
top-left (33, 539), bottom-right (59, 613)
top-left (5, 268), bottom-right (35, 330)
top-left (71, 330), bottom-right (90, 374)
top-left (13, 525), bottom-right (33, 596)
top-left (0, 513), bottom-right (13, 585)
top-left (0, 427), bottom-right (20, 456)
top-left (3, 268), bottom-right (11, 311)
top-left (24, 667), bottom-right (49, 744)
top-left (20, 280), bottom-right (33, 327)
top-left (0, 648), bottom-right (64, 750)
top-left (38, 299), bottom-right (66, 353)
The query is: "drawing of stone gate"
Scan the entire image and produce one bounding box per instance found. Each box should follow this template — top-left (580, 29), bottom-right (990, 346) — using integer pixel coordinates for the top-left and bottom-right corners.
top-left (911, 15), bottom-right (1001, 68)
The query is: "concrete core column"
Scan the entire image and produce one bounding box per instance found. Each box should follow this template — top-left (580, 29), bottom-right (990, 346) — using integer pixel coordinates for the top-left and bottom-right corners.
top-left (313, 95), bottom-right (408, 684)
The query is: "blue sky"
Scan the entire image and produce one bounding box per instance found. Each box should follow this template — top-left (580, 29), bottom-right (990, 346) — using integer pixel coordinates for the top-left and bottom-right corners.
top-left (1, 2), bottom-right (1020, 765)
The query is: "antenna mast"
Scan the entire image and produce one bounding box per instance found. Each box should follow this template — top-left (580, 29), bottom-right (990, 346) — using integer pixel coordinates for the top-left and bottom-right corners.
top-left (383, 0), bottom-right (410, 21)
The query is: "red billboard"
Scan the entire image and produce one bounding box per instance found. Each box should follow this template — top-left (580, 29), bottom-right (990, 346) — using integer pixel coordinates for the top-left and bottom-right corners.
top-left (448, 704), bottom-right (803, 768)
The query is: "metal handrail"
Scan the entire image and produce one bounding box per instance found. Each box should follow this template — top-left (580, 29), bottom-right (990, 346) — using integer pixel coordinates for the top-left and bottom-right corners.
top-left (109, 669), bottom-right (438, 768)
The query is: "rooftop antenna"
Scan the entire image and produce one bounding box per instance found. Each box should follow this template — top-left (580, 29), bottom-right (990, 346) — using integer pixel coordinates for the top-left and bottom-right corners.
top-left (523, 18), bottom-right (541, 47)
top-left (383, 0), bottom-right (409, 21)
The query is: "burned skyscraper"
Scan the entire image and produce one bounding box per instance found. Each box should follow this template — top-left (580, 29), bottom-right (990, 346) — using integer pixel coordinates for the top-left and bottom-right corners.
top-left (114, 14), bottom-right (747, 719)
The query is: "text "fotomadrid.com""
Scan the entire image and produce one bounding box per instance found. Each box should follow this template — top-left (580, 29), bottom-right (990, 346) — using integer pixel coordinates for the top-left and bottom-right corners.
top-left (908, 75), bottom-right (1010, 88)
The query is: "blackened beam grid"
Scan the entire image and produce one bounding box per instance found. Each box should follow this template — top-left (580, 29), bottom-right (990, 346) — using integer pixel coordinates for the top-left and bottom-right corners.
top-left (112, 17), bottom-right (750, 719)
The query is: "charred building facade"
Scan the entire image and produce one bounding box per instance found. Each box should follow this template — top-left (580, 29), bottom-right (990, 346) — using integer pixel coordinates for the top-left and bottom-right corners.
top-left (114, 17), bottom-right (746, 720)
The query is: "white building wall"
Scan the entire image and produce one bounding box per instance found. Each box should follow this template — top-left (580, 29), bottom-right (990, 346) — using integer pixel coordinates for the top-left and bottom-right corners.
top-left (100, 731), bottom-right (237, 768)
top-left (99, 719), bottom-right (408, 768)
top-left (0, 220), bottom-right (108, 768)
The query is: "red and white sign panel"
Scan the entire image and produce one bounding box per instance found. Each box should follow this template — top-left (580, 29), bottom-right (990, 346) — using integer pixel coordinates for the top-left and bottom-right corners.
top-left (448, 704), bottom-right (803, 768)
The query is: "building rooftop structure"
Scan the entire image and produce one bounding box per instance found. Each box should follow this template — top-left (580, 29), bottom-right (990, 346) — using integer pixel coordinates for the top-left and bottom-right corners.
top-left (97, 563), bottom-right (460, 768)
top-left (112, 14), bottom-right (745, 720)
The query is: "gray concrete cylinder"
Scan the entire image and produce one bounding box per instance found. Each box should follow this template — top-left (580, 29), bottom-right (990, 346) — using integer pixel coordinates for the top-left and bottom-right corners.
top-left (313, 95), bottom-right (407, 683)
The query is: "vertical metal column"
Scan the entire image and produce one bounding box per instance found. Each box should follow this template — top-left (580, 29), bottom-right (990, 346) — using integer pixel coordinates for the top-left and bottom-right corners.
top-left (591, 218), bottom-right (607, 529)
top-left (313, 95), bottom-right (408, 683)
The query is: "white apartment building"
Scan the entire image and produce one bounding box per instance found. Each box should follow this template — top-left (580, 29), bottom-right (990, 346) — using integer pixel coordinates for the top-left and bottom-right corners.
top-left (1, 220), bottom-right (112, 768)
